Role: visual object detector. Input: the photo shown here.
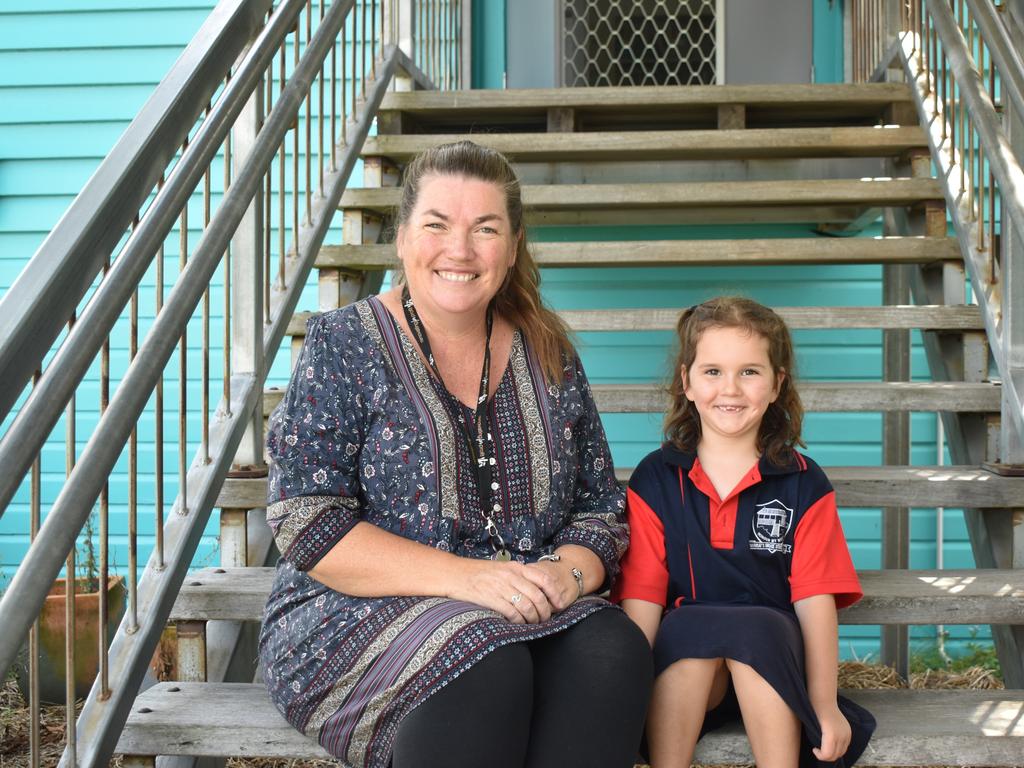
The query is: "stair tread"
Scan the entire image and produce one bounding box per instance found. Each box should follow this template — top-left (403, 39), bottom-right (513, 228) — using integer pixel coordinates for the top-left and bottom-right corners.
top-left (217, 466), bottom-right (1024, 510)
top-left (170, 567), bottom-right (1024, 625)
top-left (118, 683), bottom-right (1024, 765)
top-left (377, 83), bottom-right (913, 131)
top-left (362, 126), bottom-right (928, 161)
top-left (339, 178), bottom-right (943, 213)
top-left (288, 305), bottom-right (984, 336)
top-left (317, 236), bottom-right (961, 269)
top-left (263, 381), bottom-right (1001, 415)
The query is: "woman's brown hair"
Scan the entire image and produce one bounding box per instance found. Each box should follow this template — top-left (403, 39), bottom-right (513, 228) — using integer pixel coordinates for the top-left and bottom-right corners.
top-left (394, 140), bottom-right (573, 384)
top-left (664, 296), bottom-right (805, 467)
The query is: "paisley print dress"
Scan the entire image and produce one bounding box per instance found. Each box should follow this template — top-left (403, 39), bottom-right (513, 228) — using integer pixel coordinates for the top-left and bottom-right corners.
top-left (258, 297), bottom-right (627, 767)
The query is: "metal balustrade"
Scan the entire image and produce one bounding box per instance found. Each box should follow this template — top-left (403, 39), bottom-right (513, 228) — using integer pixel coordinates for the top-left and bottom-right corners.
top-left (0, 1), bottom-right (463, 765)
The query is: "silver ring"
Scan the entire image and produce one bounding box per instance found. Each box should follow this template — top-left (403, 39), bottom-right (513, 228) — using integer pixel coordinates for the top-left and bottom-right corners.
top-left (510, 593), bottom-right (523, 605)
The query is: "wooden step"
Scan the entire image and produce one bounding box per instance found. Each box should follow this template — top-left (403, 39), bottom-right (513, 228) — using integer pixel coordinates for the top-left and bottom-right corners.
top-left (170, 567), bottom-right (1024, 625)
top-left (118, 683), bottom-right (1024, 766)
top-left (338, 178), bottom-right (943, 226)
top-left (362, 126), bottom-right (928, 163)
top-left (286, 305), bottom-right (984, 337)
top-left (216, 466), bottom-right (1024, 510)
top-left (318, 236), bottom-right (960, 270)
top-left (377, 83), bottom-right (914, 132)
top-left (262, 381), bottom-right (1000, 417)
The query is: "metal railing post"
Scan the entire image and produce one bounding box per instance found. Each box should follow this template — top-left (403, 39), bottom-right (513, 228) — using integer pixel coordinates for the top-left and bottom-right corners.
top-left (230, 68), bottom-right (267, 469)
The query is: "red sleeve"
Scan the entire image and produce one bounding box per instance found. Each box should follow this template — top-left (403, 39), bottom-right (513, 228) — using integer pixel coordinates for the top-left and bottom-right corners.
top-left (789, 491), bottom-right (863, 609)
top-left (611, 487), bottom-right (669, 606)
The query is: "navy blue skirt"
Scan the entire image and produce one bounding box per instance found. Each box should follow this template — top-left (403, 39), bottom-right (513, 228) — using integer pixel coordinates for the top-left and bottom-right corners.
top-left (653, 603), bottom-right (875, 768)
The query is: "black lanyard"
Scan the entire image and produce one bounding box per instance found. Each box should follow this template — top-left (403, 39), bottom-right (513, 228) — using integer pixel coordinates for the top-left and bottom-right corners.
top-left (400, 287), bottom-right (510, 560)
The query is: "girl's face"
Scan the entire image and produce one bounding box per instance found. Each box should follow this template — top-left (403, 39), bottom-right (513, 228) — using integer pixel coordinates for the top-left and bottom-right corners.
top-left (682, 325), bottom-right (783, 448)
top-left (396, 173), bottom-right (518, 323)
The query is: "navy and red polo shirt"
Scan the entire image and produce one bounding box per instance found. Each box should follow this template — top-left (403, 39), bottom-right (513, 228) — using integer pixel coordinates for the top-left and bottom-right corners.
top-left (612, 444), bottom-right (862, 613)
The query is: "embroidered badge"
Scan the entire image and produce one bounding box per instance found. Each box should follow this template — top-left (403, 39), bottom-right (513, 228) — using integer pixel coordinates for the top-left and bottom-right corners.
top-left (749, 499), bottom-right (794, 554)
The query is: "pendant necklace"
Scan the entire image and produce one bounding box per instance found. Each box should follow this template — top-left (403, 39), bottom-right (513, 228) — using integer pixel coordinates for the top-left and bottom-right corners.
top-left (400, 286), bottom-right (510, 561)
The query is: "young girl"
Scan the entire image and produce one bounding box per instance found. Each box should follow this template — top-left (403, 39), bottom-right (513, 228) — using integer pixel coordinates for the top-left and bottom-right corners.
top-left (614, 297), bottom-right (875, 768)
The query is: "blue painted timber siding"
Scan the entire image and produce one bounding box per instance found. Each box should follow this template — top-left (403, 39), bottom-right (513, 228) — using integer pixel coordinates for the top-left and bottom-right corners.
top-left (0, 0), bottom-right (988, 661)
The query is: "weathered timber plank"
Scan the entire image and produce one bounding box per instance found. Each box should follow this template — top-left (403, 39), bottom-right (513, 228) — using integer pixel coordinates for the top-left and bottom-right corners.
top-left (378, 83), bottom-right (912, 114)
top-left (287, 306), bottom-right (983, 337)
top-left (316, 236), bottom-right (961, 270)
top-left (117, 683), bottom-right (1024, 766)
top-left (362, 127), bottom-right (927, 163)
top-left (170, 567), bottom-right (1024, 625)
top-left (262, 382), bottom-right (1000, 417)
top-left (217, 466), bottom-right (1024, 510)
top-left (339, 179), bottom-right (943, 213)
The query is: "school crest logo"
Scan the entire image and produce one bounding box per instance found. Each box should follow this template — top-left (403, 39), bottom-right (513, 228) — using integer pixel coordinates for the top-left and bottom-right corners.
top-left (749, 499), bottom-right (794, 554)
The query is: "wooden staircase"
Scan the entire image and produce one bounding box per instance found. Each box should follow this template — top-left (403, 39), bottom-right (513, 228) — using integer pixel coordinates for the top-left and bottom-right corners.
top-left (116, 84), bottom-right (1024, 766)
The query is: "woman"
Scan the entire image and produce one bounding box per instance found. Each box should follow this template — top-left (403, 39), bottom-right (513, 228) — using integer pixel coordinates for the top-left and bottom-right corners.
top-left (259, 140), bottom-right (652, 768)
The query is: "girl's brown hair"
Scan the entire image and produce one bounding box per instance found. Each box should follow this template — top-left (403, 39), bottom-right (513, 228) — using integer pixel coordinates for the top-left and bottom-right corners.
top-left (394, 140), bottom-right (572, 384)
top-left (664, 296), bottom-right (805, 466)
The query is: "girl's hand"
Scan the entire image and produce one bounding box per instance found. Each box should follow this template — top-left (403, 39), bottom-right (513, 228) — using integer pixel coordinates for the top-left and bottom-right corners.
top-left (447, 558), bottom-right (555, 624)
top-left (814, 703), bottom-right (852, 762)
top-left (522, 560), bottom-right (579, 612)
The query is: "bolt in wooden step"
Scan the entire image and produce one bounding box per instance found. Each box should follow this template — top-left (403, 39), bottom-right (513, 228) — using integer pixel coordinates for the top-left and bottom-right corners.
top-left (171, 567), bottom-right (1024, 626)
top-left (377, 83), bottom-right (915, 132)
top-left (216, 466), bottom-right (1024, 510)
top-left (262, 381), bottom-right (1000, 417)
top-left (362, 126), bottom-right (928, 163)
top-left (286, 305), bottom-right (984, 337)
top-left (339, 178), bottom-right (943, 226)
top-left (317, 236), bottom-right (960, 270)
top-left (117, 683), bottom-right (1024, 766)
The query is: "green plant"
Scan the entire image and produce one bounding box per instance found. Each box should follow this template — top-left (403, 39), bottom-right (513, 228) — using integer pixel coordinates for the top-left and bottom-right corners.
top-left (910, 630), bottom-right (1001, 676)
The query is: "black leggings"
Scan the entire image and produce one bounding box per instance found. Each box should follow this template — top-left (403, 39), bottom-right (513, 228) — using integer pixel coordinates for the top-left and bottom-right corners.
top-left (391, 608), bottom-right (653, 768)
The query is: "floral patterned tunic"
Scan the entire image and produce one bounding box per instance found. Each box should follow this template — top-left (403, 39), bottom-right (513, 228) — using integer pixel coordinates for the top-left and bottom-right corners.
top-left (258, 297), bottom-right (627, 768)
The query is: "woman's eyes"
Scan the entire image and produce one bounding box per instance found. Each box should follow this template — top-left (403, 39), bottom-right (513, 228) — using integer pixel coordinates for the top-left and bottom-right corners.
top-left (701, 368), bottom-right (762, 376)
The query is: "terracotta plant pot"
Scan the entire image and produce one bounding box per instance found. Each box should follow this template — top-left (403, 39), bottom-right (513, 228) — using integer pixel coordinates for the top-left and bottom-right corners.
top-left (15, 575), bottom-right (126, 704)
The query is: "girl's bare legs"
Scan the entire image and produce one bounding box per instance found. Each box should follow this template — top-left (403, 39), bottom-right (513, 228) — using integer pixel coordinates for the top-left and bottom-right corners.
top-left (727, 658), bottom-right (801, 768)
top-left (647, 658), bottom-right (729, 768)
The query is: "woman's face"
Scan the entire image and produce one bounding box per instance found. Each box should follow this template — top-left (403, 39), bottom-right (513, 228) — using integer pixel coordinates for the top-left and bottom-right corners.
top-left (397, 173), bottom-right (519, 323)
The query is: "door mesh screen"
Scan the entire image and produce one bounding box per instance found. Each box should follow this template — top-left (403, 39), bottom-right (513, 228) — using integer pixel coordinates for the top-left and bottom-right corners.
top-left (562, 0), bottom-right (717, 86)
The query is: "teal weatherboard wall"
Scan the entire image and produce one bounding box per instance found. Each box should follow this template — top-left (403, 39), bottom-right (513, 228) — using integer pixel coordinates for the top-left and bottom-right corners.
top-left (1, 0), bottom-right (985, 660)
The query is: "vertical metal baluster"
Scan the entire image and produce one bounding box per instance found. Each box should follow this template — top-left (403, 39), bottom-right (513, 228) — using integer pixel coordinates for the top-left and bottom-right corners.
top-left (319, 0), bottom-right (326, 196)
top-left (155, 177), bottom-right (165, 570)
top-left (456, 0), bottom-right (462, 88)
top-left (370, 0), bottom-right (377, 77)
top-left (940, 45), bottom-right (948, 143)
top-left (64, 312), bottom-right (77, 768)
top-left (968, 111), bottom-right (975, 213)
top-left (921, 4), bottom-right (929, 84)
top-left (380, 0), bottom-right (385, 69)
top-left (294, 19), bottom-right (301, 249)
top-left (330, 8), bottom-right (337, 171)
top-left (306, 2), bottom-right (313, 224)
top-left (29, 371), bottom-right (41, 768)
top-left (203, 109), bottom-right (213, 464)
top-left (351, 7), bottom-right (358, 116)
top-left (446, 0), bottom-right (452, 89)
top-left (931, 12), bottom-right (939, 117)
top-left (97, 256), bottom-right (111, 699)
top-left (265, 59), bottom-right (274, 324)
top-left (224, 127), bottom-right (233, 417)
top-left (279, 42), bottom-right (288, 288)
top-left (988, 49), bottom-right (997, 283)
top-left (362, 0), bottom-right (368, 98)
top-left (341, 13), bottom-right (348, 146)
top-left (129, 256), bottom-right (139, 632)
top-left (179, 140), bottom-right (190, 523)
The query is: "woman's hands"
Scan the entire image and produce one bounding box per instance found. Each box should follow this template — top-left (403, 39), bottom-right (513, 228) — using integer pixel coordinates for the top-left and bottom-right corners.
top-left (813, 702), bottom-right (852, 762)
top-left (446, 548), bottom-right (598, 624)
top-left (447, 559), bottom-right (557, 624)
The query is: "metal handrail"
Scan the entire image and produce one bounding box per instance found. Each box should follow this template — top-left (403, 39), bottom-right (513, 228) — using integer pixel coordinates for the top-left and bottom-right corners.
top-left (966, 0), bottom-right (1024, 124)
top-left (904, 1), bottom-right (1024, 440)
top-left (0, 0), bottom-right (308, 521)
top-left (0, 0), bottom-right (274, 425)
